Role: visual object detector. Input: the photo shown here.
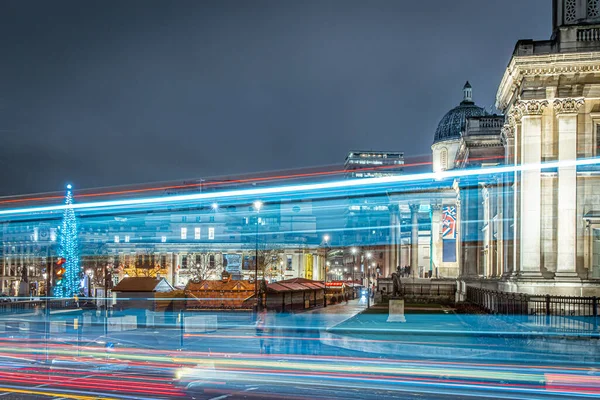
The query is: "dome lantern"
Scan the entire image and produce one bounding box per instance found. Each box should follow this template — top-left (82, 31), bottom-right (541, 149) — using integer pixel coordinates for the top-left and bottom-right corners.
top-left (463, 81), bottom-right (472, 103)
top-left (433, 82), bottom-right (487, 144)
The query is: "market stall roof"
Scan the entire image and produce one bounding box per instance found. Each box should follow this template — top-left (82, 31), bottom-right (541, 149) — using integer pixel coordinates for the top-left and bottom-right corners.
top-left (267, 278), bottom-right (326, 293)
top-left (113, 277), bottom-right (174, 293)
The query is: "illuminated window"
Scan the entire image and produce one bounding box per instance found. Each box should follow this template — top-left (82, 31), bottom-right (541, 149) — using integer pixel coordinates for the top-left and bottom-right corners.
top-left (50, 229), bottom-right (57, 242)
top-left (161, 236), bottom-right (167, 243)
top-left (180, 227), bottom-right (187, 240)
top-left (195, 227), bottom-right (201, 240)
top-left (124, 235), bottom-right (130, 243)
top-left (208, 227), bottom-right (215, 240)
top-left (114, 235), bottom-right (120, 243)
top-left (33, 228), bottom-right (38, 242)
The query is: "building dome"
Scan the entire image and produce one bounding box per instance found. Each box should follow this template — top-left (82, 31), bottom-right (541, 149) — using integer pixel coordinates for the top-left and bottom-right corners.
top-left (433, 82), bottom-right (487, 144)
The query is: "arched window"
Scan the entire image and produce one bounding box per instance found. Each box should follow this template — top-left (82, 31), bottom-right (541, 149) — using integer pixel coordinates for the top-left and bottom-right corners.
top-left (440, 148), bottom-right (448, 171)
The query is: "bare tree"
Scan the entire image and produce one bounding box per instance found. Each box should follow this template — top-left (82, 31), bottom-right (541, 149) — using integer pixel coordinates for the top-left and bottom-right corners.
top-left (260, 248), bottom-right (284, 281)
top-left (189, 253), bottom-right (224, 283)
top-left (127, 251), bottom-right (165, 277)
top-left (81, 243), bottom-right (112, 288)
top-left (243, 240), bottom-right (284, 281)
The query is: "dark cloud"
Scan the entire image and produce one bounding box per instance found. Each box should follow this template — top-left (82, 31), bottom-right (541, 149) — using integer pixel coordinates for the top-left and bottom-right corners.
top-left (0, 0), bottom-right (550, 195)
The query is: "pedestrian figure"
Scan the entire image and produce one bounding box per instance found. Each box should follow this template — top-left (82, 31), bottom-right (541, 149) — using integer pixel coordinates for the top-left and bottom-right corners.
top-left (256, 307), bottom-right (268, 354)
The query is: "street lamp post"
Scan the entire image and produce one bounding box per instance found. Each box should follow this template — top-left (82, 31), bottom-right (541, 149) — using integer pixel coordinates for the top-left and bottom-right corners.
top-left (365, 252), bottom-right (372, 309)
top-left (253, 201), bottom-right (263, 310)
top-left (351, 247), bottom-right (357, 299)
top-left (322, 234), bottom-right (330, 282)
top-left (322, 234), bottom-right (330, 308)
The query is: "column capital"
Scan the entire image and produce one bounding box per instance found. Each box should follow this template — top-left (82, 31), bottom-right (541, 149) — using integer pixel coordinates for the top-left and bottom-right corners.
top-left (507, 107), bottom-right (522, 126)
top-left (553, 98), bottom-right (585, 115)
top-left (409, 203), bottom-right (420, 213)
top-left (430, 203), bottom-right (442, 211)
top-left (501, 124), bottom-right (515, 139)
top-left (515, 99), bottom-right (549, 116)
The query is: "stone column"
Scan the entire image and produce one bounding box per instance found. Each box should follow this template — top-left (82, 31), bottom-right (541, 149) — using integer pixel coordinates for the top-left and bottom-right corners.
top-left (511, 110), bottom-right (522, 277)
top-left (554, 98), bottom-right (584, 280)
top-left (517, 99), bottom-right (548, 278)
top-left (409, 203), bottom-right (420, 277)
top-left (397, 209), bottom-right (403, 269)
top-left (430, 204), bottom-right (442, 277)
top-left (388, 205), bottom-right (398, 275)
top-left (494, 175), bottom-right (504, 277)
top-left (501, 124), bottom-right (515, 277)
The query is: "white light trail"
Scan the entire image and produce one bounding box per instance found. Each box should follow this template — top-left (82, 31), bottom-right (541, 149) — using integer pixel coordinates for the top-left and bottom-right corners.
top-left (0, 157), bottom-right (598, 218)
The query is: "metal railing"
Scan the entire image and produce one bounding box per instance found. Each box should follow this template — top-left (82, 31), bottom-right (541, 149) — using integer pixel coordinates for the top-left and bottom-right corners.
top-left (401, 283), bottom-right (457, 297)
top-left (0, 298), bottom-right (75, 315)
top-left (379, 279), bottom-right (457, 299)
top-left (466, 286), bottom-right (599, 332)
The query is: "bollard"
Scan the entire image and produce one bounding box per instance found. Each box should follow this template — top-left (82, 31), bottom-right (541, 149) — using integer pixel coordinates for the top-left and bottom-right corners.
top-left (593, 296), bottom-right (598, 331)
top-left (179, 311), bottom-right (184, 350)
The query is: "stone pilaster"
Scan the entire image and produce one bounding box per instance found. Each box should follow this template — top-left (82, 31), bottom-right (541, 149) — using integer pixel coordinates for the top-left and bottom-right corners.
top-left (409, 203), bottom-right (420, 277)
top-left (554, 98), bottom-right (584, 280)
top-left (388, 204), bottom-right (400, 277)
top-left (516, 99), bottom-right (548, 278)
top-left (506, 108), bottom-right (522, 277)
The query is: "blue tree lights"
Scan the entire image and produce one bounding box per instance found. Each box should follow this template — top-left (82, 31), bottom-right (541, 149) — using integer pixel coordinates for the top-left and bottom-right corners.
top-left (53, 184), bottom-right (81, 298)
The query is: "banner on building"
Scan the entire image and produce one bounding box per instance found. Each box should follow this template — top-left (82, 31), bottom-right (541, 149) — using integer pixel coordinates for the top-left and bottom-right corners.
top-left (223, 253), bottom-right (242, 273)
top-left (304, 254), bottom-right (313, 280)
top-left (242, 255), bottom-right (255, 271)
top-left (441, 206), bottom-right (457, 239)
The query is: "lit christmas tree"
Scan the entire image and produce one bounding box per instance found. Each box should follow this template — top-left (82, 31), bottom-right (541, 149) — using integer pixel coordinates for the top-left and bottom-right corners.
top-left (54, 184), bottom-right (81, 298)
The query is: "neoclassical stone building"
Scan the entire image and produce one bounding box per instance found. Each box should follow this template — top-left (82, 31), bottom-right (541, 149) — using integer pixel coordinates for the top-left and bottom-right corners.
top-left (452, 0), bottom-right (600, 296)
top-left (384, 0), bottom-right (600, 297)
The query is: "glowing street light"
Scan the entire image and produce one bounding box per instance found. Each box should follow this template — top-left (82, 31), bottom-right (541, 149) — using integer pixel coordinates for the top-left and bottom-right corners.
top-left (253, 200), bottom-right (263, 309)
top-left (211, 202), bottom-right (218, 210)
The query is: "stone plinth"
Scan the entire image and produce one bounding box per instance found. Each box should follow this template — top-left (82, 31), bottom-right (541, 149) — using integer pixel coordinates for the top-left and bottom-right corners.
top-left (387, 299), bottom-right (406, 323)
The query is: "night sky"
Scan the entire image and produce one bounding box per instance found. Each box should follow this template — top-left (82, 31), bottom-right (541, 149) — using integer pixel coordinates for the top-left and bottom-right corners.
top-left (0, 0), bottom-right (550, 196)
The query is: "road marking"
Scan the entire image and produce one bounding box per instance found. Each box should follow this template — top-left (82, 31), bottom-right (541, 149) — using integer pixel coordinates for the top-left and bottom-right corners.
top-left (0, 386), bottom-right (117, 400)
top-left (208, 395), bottom-right (230, 400)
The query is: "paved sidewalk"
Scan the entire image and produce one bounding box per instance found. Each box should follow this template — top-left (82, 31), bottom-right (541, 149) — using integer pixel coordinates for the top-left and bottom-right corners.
top-left (302, 298), bottom-right (367, 329)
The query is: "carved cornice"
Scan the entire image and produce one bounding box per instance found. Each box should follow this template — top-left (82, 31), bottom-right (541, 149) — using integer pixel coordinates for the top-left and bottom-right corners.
top-left (515, 99), bottom-right (549, 116)
top-left (496, 51), bottom-right (600, 111)
top-left (553, 98), bottom-right (585, 114)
